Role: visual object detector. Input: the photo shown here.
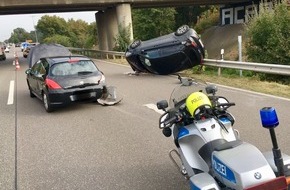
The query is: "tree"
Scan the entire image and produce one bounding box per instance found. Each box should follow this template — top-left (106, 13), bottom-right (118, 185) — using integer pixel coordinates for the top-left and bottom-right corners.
top-left (8, 28), bottom-right (31, 43)
top-left (67, 19), bottom-right (89, 47)
top-left (43, 34), bottom-right (72, 47)
top-left (245, 0), bottom-right (290, 84)
top-left (113, 24), bottom-right (131, 52)
top-left (84, 22), bottom-right (98, 48)
top-left (36, 15), bottom-right (69, 39)
top-left (132, 8), bottom-right (176, 40)
top-left (175, 6), bottom-right (210, 29)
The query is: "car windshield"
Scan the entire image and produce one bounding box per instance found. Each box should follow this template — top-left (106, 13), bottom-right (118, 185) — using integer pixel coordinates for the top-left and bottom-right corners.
top-left (51, 60), bottom-right (98, 76)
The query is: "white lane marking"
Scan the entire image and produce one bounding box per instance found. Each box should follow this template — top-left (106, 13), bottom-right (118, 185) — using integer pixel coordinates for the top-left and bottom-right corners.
top-left (144, 103), bottom-right (164, 115)
top-left (7, 80), bottom-right (15, 105)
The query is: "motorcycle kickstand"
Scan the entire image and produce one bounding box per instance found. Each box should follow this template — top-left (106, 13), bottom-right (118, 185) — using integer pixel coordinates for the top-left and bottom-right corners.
top-left (169, 149), bottom-right (189, 179)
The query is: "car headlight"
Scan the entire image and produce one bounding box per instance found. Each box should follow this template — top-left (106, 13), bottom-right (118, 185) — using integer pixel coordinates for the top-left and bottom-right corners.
top-left (100, 74), bottom-right (106, 85)
top-left (125, 51), bottom-right (132, 57)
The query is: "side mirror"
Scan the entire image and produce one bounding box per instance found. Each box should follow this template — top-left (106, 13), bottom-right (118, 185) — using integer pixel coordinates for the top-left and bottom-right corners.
top-left (217, 97), bottom-right (229, 104)
top-left (25, 69), bottom-right (31, 75)
top-left (206, 85), bottom-right (218, 95)
top-left (157, 100), bottom-right (168, 111)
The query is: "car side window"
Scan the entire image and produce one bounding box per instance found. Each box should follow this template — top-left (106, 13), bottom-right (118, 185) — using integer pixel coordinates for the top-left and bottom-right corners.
top-left (31, 60), bottom-right (47, 76)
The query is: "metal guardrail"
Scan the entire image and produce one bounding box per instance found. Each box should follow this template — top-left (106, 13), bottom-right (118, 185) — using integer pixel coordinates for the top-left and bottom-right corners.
top-left (69, 48), bottom-right (290, 76)
top-left (69, 48), bottom-right (125, 59)
top-left (203, 59), bottom-right (290, 76)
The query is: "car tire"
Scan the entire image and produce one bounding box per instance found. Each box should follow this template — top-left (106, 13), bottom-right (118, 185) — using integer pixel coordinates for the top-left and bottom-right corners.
top-left (130, 40), bottom-right (141, 49)
top-left (175, 25), bottom-right (190, 36)
top-left (43, 92), bottom-right (53, 112)
top-left (29, 89), bottom-right (36, 98)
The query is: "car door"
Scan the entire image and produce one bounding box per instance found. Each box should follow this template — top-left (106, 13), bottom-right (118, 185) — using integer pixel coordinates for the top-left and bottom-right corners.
top-left (28, 60), bottom-right (47, 98)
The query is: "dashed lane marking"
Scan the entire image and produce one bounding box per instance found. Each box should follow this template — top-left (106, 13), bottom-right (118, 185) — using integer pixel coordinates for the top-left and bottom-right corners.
top-left (7, 80), bottom-right (14, 105)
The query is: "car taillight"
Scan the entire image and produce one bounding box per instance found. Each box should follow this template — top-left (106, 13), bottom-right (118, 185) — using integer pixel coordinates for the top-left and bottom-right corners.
top-left (45, 78), bottom-right (62, 89)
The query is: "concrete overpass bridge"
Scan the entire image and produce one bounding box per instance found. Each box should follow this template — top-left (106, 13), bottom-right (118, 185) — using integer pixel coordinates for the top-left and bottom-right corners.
top-left (0, 0), bottom-right (249, 50)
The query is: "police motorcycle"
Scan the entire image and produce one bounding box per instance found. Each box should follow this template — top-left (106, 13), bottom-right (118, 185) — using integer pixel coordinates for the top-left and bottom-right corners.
top-left (156, 77), bottom-right (290, 190)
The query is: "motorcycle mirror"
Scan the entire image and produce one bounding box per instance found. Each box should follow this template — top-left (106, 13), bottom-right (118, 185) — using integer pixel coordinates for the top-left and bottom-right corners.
top-left (217, 97), bottom-right (229, 104)
top-left (157, 100), bottom-right (168, 111)
top-left (206, 85), bottom-right (218, 95)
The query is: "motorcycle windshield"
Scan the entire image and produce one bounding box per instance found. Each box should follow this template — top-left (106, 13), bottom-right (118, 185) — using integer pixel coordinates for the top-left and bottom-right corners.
top-left (169, 78), bottom-right (207, 109)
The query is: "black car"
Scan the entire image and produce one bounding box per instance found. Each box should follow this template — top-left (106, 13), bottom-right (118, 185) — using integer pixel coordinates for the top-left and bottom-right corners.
top-left (25, 55), bottom-right (106, 112)
top-left (125, 25), bottom-right (205, 75)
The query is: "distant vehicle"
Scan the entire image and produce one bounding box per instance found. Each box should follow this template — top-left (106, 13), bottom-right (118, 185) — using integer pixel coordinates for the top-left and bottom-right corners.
top-left (21, 42), bottom-right (29, 52)
top-left (23, 43), bottom-right (38, 58)
top-left (0, 45), bottom-right (6, 61)
top-left (4, 46), bottom-right (10, 53)
top-left (125, 25), bottom-right (205, 75)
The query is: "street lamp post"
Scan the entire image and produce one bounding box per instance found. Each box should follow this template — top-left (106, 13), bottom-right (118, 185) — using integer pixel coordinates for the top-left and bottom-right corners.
top-left (31, 16), bottom-right (39, 43)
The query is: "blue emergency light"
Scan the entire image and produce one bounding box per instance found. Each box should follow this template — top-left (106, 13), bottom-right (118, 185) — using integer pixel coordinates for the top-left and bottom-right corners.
top-left (260, 107), bottom-right (279, 129)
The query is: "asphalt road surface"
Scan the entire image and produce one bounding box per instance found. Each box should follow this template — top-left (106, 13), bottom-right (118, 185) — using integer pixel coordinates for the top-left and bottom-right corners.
top-left (1, 46), bottom-right (289, 190)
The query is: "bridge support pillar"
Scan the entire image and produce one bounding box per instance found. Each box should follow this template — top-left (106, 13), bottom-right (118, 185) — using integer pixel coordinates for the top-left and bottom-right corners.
top-left (96, 3), bottom-right (133, 51)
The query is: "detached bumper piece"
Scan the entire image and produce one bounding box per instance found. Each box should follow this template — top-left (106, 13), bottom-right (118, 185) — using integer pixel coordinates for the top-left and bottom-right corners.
top-left (97, 86), bottom-right (122, 106)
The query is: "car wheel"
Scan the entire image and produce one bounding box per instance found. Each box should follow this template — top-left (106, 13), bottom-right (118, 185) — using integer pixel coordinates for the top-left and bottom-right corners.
top-left (43, 92), bottom-right (53, 112)
top-left (175, 25), bottom-right (190, 36)
top-left (130, 40), bottom-right (141, 49)
top-left (29, 88), bottom-right (36, 98)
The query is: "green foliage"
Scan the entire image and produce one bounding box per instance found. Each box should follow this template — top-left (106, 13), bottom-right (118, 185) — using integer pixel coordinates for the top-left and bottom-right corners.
top-left (35, 15), bottom-right (97, 48)
top-left (85, 23), bottom-right (98, 48)
top-left (43, 34), bottom-right (72, 47)
top-left (36, 15), bottom-right (69, 39)
top-left (245, 0), bottom-right (290, 84)
top-left (175, 6), bottom-right (210, 29)
top-left (194, 6), bottom-right (220, 34)
top-left (113, 24), bottom-right (132, 52)
top-left (8, 28), bottom-right (32, 43)
top-left (132, 8), bottom-right (176, 40)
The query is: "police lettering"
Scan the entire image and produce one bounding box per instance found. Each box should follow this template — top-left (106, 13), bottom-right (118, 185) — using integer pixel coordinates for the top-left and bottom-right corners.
top-left (213, 159), bottom-right (227, 176)
top-left (191, 95), bottom-right (203, 104)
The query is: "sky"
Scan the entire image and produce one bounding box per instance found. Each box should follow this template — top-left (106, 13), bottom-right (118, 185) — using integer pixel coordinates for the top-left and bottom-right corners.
top-left (0, 11), bottom-right (97, 42)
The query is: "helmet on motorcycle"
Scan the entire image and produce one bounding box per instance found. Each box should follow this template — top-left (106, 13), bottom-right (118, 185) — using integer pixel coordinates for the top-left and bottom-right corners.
top-left (186, 92), bottom-right (212, 117)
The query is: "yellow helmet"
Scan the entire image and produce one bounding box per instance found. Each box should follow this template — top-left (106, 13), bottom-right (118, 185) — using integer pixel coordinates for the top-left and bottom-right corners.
top-left (186, 92), bottom-right (212, 117)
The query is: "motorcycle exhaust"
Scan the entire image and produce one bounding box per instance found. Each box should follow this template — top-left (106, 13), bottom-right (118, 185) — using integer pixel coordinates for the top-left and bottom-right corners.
top-left (169, 149), bottom-right (189, 179)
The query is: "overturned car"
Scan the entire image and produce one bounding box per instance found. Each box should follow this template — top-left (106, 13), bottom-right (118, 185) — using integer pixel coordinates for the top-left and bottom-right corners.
top-left (125, 25), bottom-right (205, 75)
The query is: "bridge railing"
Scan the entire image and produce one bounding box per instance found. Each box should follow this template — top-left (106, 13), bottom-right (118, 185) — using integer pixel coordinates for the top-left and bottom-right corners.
top-left (68, 48), bottom-right (290, 76)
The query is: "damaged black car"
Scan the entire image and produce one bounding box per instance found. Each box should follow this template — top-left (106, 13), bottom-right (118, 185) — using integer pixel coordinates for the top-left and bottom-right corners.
top-left (125, 25), bottom-right (205, 75)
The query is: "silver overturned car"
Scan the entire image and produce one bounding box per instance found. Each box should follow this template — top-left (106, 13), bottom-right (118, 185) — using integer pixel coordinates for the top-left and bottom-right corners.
top-left (125, 25), bottom-right (205, 75)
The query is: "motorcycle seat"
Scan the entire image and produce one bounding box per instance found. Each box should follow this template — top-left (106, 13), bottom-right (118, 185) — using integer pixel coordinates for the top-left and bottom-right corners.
top-left (199, 139), bottom-right (242, 168)
top-left (198, 139), bottom-right (228, 167)
top-left (214, 140), bottom-right (242, 151)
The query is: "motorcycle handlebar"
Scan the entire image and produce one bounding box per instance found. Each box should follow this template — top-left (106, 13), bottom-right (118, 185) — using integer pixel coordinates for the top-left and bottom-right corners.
top-left (164, 116), bottom-right (177, 126)
top-left (215, 102), bottom-right (235, 110)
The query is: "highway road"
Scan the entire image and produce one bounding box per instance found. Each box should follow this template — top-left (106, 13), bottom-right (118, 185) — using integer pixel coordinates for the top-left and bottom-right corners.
top-left (1, 46), bottom-right (290, 190)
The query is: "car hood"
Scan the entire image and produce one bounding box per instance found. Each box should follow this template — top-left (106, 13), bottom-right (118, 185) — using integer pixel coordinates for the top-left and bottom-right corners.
top-left (28, 43), bottom-right (72, 68)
